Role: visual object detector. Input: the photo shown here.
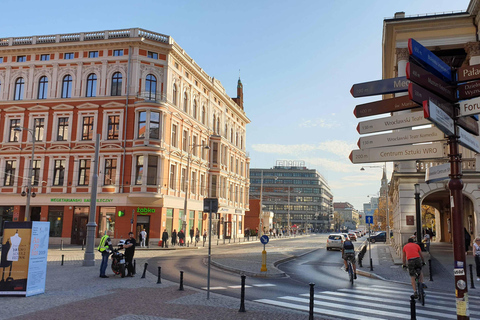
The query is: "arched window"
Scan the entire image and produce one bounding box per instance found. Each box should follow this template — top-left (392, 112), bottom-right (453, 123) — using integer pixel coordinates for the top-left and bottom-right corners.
top-left (145, 74), bottom-right (156, 100)
top-left (173, 83), bottom-right (177, 105)
top-left (183, 91), bottom-right (188, 112)
top-left (86, 73), bottom-right (97, 97)
top-left (202, 106), bottom-right (206, 124)
top-left (14, 77), bottom-right (25, 100)
top-left (62, 75), bottom-right (72, 98)
top-left (38, 76), bottom-right (48, 99)
top-left (193, 99), bottom-right (197, 119)
top-left (111, 72), bottom-right (122, 96)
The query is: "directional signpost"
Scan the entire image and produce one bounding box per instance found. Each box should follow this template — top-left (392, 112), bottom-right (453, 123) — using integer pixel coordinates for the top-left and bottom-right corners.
top-left (356, 110), bottom-right (429, 134)
top-left (350, 76), bottom-right (409, 98)
top-left (260, 235), bottom-right (269, 272)
top-left (353, 95), bottom-right (419, 118)
top-left (457, 126), bottom-right (480, 154)
top-left (357, 127), bottom-right (444, 149)
top-left (425, 163), bottom-right (450, 183)
top-left (349, 142), bottom-right (445, 164)
top-left (459, 96), bottom-right (480, 117)
top-left (423, 100), bottom-right (455, 136)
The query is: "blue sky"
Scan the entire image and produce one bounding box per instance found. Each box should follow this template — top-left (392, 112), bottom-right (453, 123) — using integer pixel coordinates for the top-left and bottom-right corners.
top-left (2, 0), bottom-right (470, 210)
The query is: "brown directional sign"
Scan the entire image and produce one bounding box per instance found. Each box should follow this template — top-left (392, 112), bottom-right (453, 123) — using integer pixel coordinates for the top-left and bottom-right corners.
top-left (457, 64), bottom-right (480, 82)
top-left (353, 95), bottom-right (419, 118)
top-left (406, 61), bottom-right (456, 102)
top-left (409, 83), bottom-right (479, 136)
top-left (457, 79), bottom-right (480, 100)
top-left (408, 83), bottom-right (454, 117)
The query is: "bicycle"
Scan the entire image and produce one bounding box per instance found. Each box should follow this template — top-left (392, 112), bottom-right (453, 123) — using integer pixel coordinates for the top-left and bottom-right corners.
top-left (345, 255), bottom-right (355, 284)
top-left (403, 262), bottom-right (426, 306)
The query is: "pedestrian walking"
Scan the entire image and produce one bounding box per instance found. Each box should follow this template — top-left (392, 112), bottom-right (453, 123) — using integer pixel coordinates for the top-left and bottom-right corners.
top-left (465, 228), bottom-right (472, 254)
top-left (473, 236), bottom-right (480, 281)
top-left (423, 231), bottom-right (431, 252)
top-left (124, 232), bottom-right (136, 277)
top-left (162, 229), bottom-right (169, 248)
top-left (171, 229), bottom-right (177, 246)
top-left (97, 230), bottom-right (113, 278)
top-left (189, 227), bottom-right (194, 243)
top-left (178, 229), bottom-right (185, 246)
top-left (203, 230), bottom-right (207, 242)
top-left (195, 228), bottom-right (200, 243)
top-left (140, 229), bottom-right (147, 247)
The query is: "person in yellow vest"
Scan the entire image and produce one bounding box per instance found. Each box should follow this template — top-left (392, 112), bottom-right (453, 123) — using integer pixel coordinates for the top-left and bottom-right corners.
top-left (98, 230), bottom-right (113, 278)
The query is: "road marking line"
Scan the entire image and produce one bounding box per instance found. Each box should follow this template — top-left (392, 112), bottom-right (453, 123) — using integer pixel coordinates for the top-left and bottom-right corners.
top-left (252, 283), bottom-right (276, 287)
top-left (201, 286), bottom-right (227, 290)
top-left (228, 285), bottom-right (252, 289)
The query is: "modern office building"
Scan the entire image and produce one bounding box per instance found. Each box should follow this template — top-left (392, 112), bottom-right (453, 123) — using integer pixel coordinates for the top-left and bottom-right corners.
top-left (0, 28), bottom-right (250, 244)
top-left (249, 160), bottom-right (333, 231)
top-left (382, 1), bottom-right (480, 253)
top-left (333, 202), bottom-right (359, 231)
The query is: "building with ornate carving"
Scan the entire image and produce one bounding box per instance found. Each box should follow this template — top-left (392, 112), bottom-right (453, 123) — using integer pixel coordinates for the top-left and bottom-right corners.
top-left (382, 1), bottom-right (480, 253)
top-left (0, 28), bottom-right (250, 245)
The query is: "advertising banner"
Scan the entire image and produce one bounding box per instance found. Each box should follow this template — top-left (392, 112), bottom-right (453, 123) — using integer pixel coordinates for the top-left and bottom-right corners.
top-left (0, 221), bottom-right (49, 296)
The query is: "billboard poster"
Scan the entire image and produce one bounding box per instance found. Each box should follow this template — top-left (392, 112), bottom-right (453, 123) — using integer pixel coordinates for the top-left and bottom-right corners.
top-left (0, 221), bottom-right (49, 296)
top-left (26, 222), bottom-right (50, 297)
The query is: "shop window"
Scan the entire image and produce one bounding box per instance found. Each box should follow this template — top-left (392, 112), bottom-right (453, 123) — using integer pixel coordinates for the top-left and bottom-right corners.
top-left (48, 209), bottom-right (63, 237)
top-left (98, 207), bottom-right (115, 237)
top-left (0, 206), bottom-right (14, 237)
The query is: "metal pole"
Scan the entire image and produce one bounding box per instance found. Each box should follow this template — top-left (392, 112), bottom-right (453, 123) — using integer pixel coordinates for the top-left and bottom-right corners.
top-left (448, 133), bottom-right (469, 320)
top-left (309, 283), bottom-right (315, 320)
top-left (368, 223), bottom-right (373, 271)
top-left (83, 134), bottom-right (100, 266)
top-left (179, 271), bottom-right (184, 291)
top-left (259, 170), bottom-right (263, 236)
top-left (24, 128), bottom-right (36, 222)
top-left (410, 294), bottom-right (416, 320)
top-left (207, 206), bottom-right (213, 299)
top-left (239, 275), bottom-right (246, 312)
top-left (469, 264), bottom-right (475, 289)
top-left (414, 184), bottom-right (422, 250)
top-left (157, 266), bottom-right (161, 284)
top-left (385, 163), bottom-right (390, 244)
top-left (141, 262), bottom-right (148, 278)
top-left (182, 152), bottom-right (191, 236)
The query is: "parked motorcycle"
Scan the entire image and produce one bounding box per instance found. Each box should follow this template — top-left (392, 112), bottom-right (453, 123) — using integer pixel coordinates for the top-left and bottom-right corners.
top-left (111, 240), bottom-right (126, 278)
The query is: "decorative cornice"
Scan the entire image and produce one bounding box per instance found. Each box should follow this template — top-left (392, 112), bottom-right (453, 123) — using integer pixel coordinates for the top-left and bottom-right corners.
top-left (395, 48), bottom-right (409, 62)
top-left (464, 42), bottom-right (480, 63)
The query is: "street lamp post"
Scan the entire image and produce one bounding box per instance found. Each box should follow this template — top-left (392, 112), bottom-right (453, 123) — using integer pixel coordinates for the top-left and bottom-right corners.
top-left (182, 143), bottom-right (209, 237)
top-left (360, 163), bottom-right (390, 244)
top-left (15, 127), bottom-right (36, 222)
top-left (414, 183), bottom-right (424, 251)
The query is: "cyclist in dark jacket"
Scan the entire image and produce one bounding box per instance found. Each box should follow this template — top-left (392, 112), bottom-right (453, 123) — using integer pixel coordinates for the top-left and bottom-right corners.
top-left (342, 238), bottom-right (357, 279)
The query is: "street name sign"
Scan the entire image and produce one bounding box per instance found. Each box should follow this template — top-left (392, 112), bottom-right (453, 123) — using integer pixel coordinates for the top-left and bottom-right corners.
top-left (459, 96), bottom-right (480, 117)
top-left (349, 141), bottom-right (446, 164)
top-left (350, 77), bottom-right (409, 98)
top-left (408, 38), bottom-right (453, 82)
top-left (353, 95), bottom-right (419, 118)
top-left (457, 79), bottom-right (480, 100)
top-left (457, 64), bottom-right (480, 82)
top-left (406, 61), bottom-right (456, 102)
top-left (425, 163), bottom-right (450, 183)
top-left (423, 100), bottom-right (455, 136)
top-left (356, 110), bottom-right (429, 134)
top-left (357, 127), bottom-right (444, 149)
top-left (457, 126), bottom-right (480, 154)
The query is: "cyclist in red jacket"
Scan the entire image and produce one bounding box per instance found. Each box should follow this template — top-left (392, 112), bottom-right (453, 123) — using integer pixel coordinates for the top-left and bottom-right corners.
top-left (402, 238), bottom-right (426, 297)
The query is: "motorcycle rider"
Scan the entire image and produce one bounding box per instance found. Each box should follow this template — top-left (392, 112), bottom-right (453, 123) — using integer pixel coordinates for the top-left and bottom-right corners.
top-left (123, 232), bottom-right (136, 277)
top-left (98, 230), bottom-right (113, 278)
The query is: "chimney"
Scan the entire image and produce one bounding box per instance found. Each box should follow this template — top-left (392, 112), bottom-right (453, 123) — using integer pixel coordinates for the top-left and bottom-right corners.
top-left (394, 12), bottom-right (405, 19)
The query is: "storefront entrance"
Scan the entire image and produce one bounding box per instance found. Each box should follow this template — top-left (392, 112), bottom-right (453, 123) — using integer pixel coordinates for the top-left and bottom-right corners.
top-left (71, 207), bottom-right (89, 245)
top-left (136, 215), bottom-right (150, 247)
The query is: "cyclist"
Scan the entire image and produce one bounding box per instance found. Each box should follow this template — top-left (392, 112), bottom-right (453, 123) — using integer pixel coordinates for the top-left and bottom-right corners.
top-left (402, 238), bottom-right (426, 297)
top-left (342, 237), bottom-right (357, 279)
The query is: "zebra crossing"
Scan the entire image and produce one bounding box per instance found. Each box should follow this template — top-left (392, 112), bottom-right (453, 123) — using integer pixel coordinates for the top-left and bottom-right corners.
top-left (254, 285), bottom-right (480, 320)
top-left (201, 283), bottom-right (276, 290)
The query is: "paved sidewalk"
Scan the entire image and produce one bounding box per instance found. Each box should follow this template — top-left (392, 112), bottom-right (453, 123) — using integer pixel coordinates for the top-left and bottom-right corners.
top-left (1, 235), bottom-right (478, 320)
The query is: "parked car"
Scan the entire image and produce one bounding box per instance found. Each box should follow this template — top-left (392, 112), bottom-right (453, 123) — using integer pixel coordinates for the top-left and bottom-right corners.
top-left (348, 232), bottom-right (357, 241)
top-left (368, 231), bottom-right (386, 243)
top-left (353, 231), bottom-right (361, 238)
top-left (326, 233), bottom-right (346, 251)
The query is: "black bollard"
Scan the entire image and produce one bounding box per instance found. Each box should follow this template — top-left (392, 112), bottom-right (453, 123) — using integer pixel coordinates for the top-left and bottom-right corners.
top-left (141, 262), bottom-right (148, 279)
top-left (308, 283), bottom-right (315, 320)
top-left (370, 258), bottom-right (373, 271)
top-left (61, 254), bottom-right (64, 266)
top-left (134, 260), bottom-right (136, 275)
top-left (179, 271), bottom-right (184, 291)
top-left (239, 275), bottom-right (246, 312)
top-left (358, 255), bottom-right (363, 268)
top-left (157, 266), bottom-right (162, 284)
top-left (410, 294), bottom-right (416, 320)
top-left (429, 259), bottom-right (433, 281)
top-left (470, 264), bottom-right (476, 289)
top-left (217, 239), bottom-right (219, 246)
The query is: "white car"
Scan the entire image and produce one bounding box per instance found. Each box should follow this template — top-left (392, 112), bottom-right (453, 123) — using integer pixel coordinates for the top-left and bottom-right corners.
top-left (326, 233), bottom-right (347, 251)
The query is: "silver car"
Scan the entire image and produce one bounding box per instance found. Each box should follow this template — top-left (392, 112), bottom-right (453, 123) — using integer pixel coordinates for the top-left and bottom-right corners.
top-left (326, 233), bottom-right (346, 251)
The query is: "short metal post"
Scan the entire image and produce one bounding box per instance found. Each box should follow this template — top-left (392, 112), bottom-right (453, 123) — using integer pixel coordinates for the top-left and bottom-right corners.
top-left (157, 266), bottom-right (162, 284)
top-left (410, 294), bottom-right (416, 320)
top-left (428, 259), bottom-right (433, 281)
top-left (470, 264), bottom-right (476, 289)
top-left (133, 259), bottom-right (136, 275)
top-left (217, 239), bottom-right (219, 245)
top-left (61, 254), bottom-right (64, 266)
top-left (309, 283), bottom-right (315, 320)
top-left (141, 262), bottom-right (148, 279)
top-left (179, 271), bottom-right (184, 291)
top-left (239, 275), bottom-right (246, 312)
top-left (370, 258), bottom-right (373, 271)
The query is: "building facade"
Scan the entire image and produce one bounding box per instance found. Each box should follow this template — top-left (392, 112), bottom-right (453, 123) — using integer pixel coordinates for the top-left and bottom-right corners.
top-left (250, 161), bottom-right (333, 231)
top-left (333, 202), bottom-right (359, 231)
top-left (382, 1), bottom-right (480, 253)
top-left (0, 28), bottom-right (250, 245)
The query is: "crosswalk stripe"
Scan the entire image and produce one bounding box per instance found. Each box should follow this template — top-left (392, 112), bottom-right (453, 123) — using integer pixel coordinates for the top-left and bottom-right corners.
top-left (280, 296), bottom-right (447, 320)
top-left (254, 298), bottom-right (386, 320)
top-left (252, 283), bottom-right (276, 287)
top-left (228, 285), bottom-right (252, 289)
top-left (200, 286), bottom-right (227, 290)
top-left (371, 285), bottom-right (480, 301)
top-left (349, 286), bottom-right (459, 301)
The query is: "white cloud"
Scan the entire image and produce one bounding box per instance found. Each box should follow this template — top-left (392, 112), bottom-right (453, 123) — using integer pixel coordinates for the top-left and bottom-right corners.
top-left (299, 118), bottom-right (339, 128)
